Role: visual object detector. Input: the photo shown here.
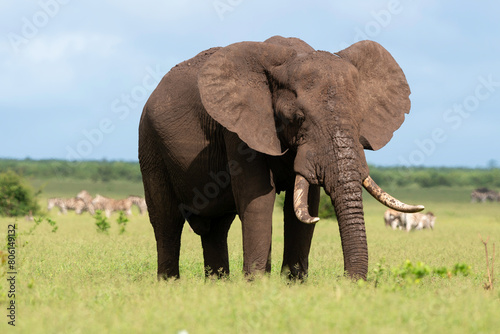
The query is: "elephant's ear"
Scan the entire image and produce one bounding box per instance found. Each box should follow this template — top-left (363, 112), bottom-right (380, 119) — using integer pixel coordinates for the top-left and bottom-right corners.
top-left (336, 41), bottom-right (411, 151)
top-left (198, 42), bottom-right (296, 156)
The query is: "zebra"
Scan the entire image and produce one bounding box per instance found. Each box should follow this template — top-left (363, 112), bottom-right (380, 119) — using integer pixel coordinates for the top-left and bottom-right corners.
top-left (470, 188), bottom-right (500, 203)
top-left (403, 212), bottom-right (436, 231)
top-left (128, 195), bottom-right (148, 215)
top-left (384, 209), bottom-right (402, 230)
top-left (47, 197), bottom-right (87, 215)
top-left (384, 209), bottom-right (436, 231)
top-left (92, 194), bottom-right (133, 217)
top-left (76, 190), bottom-right (95, 214)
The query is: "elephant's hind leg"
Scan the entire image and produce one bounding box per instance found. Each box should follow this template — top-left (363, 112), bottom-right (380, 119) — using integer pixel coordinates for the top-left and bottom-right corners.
top-left (141, 162), bottom-right (185, 280)
top-left (200, 213), bottom-right (235, 278)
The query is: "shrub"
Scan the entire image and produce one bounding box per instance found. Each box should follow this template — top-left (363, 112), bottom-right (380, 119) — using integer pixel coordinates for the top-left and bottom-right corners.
top-left (318, 190), bottom-right (336, 219)
top-left (94, 210), bottom-right (110, 233)
top-left (0, 170), bottom-right (40, 217)
top-left (116, 211), bottom-right (129, 234)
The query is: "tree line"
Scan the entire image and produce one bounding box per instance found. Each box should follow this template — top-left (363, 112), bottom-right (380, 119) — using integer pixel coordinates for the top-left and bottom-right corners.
top-left (0, 159), bottom-right (142, 183)
top-left (368, 166), bottom-right (500, 188)
top-left (0, 158), bottom-right (499, 188)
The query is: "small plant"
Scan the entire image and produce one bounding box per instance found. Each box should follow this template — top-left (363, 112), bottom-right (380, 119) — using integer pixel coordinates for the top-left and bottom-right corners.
top-left (451, 263), bottom-right (471, 277)
top-left (433, 266), bottom-right (451, 278)
top-left (94, 210), bottom-right (110, 234)
top-left (373, 259), bottom-right (386, 288)
top-left (479, 234), bottom-right (495, 290)
top-left (116, 211), bottom-right (129, 235)
top-left (371, 259), bottom-right (472, 288)
top-left (27, 217), bottom-right (43, 236)
top-left (27, 217), bottom-right (58, 235)
top-left (392, 260), bottom-right (431, 284)
top-left (45, 217), bottom-right (58, 233)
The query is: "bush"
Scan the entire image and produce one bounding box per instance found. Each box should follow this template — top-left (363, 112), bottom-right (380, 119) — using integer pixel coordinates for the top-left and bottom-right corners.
top-left (0, 170), bottom-right (40, 217)
top-left (94, 210), bottom-right (110, 233)
top-left (116, 211), bottom-right (129, 234)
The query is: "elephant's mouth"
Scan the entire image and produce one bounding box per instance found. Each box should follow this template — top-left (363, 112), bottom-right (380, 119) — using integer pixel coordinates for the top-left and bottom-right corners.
top-left (293, 174), bottom-right (424, 224)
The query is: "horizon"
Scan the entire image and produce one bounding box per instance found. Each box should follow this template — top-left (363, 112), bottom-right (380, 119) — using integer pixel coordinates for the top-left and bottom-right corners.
top-left (1, 156), bottom-right (499, 170)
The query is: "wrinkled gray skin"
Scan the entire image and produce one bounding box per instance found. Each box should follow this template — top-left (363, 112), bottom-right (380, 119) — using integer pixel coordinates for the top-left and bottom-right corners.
top-left (139, 36), bottom-right (412, 280)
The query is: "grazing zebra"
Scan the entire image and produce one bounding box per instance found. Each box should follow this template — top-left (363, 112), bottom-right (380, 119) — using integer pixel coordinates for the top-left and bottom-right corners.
top-left (403, 212), bottom-right (436, 231)
top-left (47, 197), bottom-right (87, 215)
top-left (128, 195), bottom-right (148, 215)
top-left (470, 188), bottom-right (500, 203)
top-left (384, 209), bottom-right (402, 230)
top-left (76, 190), bottom-right (95, 214)
top-left (92, 194), bottom-right (133, 217)
top-left (384, 209), bottom-right (436, 232)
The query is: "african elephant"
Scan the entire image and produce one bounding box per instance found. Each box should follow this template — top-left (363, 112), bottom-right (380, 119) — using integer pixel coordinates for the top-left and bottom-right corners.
top-left (138, 36), bottom-right (424, 281)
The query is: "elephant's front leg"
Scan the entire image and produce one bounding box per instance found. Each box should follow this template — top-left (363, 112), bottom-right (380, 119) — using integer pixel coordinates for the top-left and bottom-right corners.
top-left (281, 184), bottom-right (319, 280)
top-left (225, 132), bottom-right (276, 276)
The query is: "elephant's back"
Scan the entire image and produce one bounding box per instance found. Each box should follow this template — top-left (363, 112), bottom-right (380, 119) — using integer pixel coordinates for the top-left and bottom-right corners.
top-left (139, 47), bottom-right (231, 206)
top-left (143, 47), bottom-right (221, 124)
top-left (141, 47), bottom-right (224, 159)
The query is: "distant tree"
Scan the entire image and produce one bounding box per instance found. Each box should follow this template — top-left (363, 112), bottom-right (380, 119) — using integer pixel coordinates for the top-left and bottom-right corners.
top-left (0, 170), bottom-right (41, 217)
top-left (95, 164), bottom-right (113, 183)
top-left (487, 159), bottom-right (498, 170)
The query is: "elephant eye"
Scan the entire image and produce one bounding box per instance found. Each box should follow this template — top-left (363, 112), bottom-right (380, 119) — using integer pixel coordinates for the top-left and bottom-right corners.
top-left (294, 111), bottom-right (305, 124)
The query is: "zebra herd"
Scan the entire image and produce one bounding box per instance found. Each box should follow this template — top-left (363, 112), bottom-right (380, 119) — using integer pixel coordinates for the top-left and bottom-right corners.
top-left (470, 187), bottom-right (500, 203)
top-left (47, 190), bottom-right (147, 217)
top-left (383, 187), bottom-right (499, 232)
top-left (384, 209), bottom-right (436, 232)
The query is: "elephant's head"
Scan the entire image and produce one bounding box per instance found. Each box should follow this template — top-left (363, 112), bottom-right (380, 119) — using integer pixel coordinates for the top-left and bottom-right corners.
top-left (198, 36), bottom-right (423, 279)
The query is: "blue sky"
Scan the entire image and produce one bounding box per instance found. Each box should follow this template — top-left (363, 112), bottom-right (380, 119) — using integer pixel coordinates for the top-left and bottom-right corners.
top-left (1, 0), bottom-right (499, 168)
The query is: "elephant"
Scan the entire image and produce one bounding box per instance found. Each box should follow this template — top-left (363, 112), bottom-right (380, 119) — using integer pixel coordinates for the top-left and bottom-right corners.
top-left (138, 36), bottom-right (424, 281)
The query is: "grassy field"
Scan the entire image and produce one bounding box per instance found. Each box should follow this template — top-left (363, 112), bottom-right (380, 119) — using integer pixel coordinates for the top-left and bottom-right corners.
top-left (0, 179), bottom-right (499, 333)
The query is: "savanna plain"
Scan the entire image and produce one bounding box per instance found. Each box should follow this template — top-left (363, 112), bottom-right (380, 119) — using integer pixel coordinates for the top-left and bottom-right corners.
top-left (1, 178), bottom-right (499, 333)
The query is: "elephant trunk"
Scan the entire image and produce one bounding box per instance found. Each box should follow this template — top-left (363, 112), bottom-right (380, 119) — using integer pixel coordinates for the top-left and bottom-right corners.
top-left (325, 158), bottom-right (368, 280)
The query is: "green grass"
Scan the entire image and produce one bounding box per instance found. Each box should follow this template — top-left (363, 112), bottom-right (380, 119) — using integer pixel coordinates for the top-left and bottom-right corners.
top-left (0, 181), bottom-right (499, 333)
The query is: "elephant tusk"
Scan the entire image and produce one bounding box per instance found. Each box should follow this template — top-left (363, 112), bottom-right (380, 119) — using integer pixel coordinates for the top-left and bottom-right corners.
top-left (293, 175), bottom-right (320, 224)
top-left (362, 176), bottom-right (425, 213)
